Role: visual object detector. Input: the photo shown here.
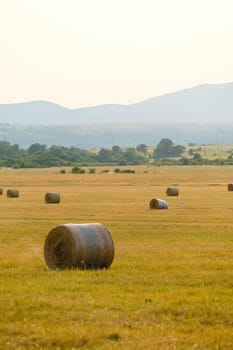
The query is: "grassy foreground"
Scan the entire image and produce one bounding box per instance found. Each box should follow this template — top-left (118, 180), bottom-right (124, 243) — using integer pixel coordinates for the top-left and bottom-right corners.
top-left (1, 165), bottom-right (233, 349)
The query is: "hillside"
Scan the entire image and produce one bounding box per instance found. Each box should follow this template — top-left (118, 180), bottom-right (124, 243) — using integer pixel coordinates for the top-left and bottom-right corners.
top-left (0, 82), bottom-right (232, 125)
top-left (0, 123), bottom-right (232, 148)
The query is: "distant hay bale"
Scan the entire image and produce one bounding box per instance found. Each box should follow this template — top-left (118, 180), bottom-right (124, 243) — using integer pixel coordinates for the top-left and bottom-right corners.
top-left (149, 198), bottom-right (168, 209)
top-left (7, 189), bottom-right (19, 198)
top-left (228, 184), bottom-right (233, 191)
top-left (166, 187), bottom-right (179, 196)
top-left (44, 223), bottom-right (115, 270)
top-left (45, 192), bottom-right (61, 204)
top-left (0, 188), bottom-right (3, 195)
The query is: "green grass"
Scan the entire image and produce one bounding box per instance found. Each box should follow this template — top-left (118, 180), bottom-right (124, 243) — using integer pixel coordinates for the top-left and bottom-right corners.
top-left (1, 166), bottom-right (233, 349)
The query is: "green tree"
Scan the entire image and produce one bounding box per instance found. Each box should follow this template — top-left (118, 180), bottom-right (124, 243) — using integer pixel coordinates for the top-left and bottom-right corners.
top-left (30, 151), bottom-right (62, 167)
top-left (123, 148), bottom-right (137, 163)
top-left (180, 157), bottom-right (189, 165)
top-left (136, 144), bottom-right (148, 154)
top-left (112, 145), bottom-right (121, 155)
top-left (153, 138), bottom-right (184, 159)
top-left (49, 145), bottom-right (69, 160)
top-left (97, 149), bottom-right (113, 162)
top-left (27, 143), bottom-right (47, 155)
top-left (0, 141), bottom-right (21, 157)
top-left (192, 153), bottom-right (202, 162)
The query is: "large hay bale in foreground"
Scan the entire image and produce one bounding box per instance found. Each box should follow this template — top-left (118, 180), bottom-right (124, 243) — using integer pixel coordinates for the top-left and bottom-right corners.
top-left (228, 184), bottom-right (233, 191)
top-left (149, 198), bottom-right (168, 209)
top-left (166, 187), bottom-right (179, 196)
top-left (45, 192), bottom-right (60, 204)
top-left (44, 223), bottom-right (115, 270)
top-left (7, 189), bottom-right (19, 198)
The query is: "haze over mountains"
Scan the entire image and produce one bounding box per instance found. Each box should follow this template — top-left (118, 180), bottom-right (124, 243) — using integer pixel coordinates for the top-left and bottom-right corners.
top-left (0, 82), bottom-right (232, 125)
top-left (0, 82), bottom-right (232, 148)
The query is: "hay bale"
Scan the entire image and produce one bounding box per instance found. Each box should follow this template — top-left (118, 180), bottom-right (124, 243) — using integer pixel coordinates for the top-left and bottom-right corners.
top-left (7, 189), bottom-right (19, 198)
top-left (228, 184), bottom-right (233, 191)
top-left (166, 187), bottom-right (179, 196)
top-left (0, 188), bottom-right (3, 195)
top-left (45, 192), bottom-right (60, 204)
top-left (149, 198), bottom-right (168, 209)
top-left (44, 223), bottom-right (115, 270)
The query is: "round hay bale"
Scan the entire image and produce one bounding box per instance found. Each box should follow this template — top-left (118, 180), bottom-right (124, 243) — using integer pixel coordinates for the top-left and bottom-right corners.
top-left (0, 188), bottom-right (3, 195)
top-left (45, 192), bottom-right (60, 204)
top-left (166, 187), bottom-right (179, 196)
top-left (7, 189), bottom-right (19, 198)
top-left (44, 223), bottom-right (115, 270)
top-left (149, 198), bottom-right (168, 209)
top-left (228, 184), bottom-right (233, 191)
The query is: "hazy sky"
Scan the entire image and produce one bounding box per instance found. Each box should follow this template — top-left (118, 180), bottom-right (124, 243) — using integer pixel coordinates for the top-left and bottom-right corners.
top-left (0, 0), bottom-right (233, 108)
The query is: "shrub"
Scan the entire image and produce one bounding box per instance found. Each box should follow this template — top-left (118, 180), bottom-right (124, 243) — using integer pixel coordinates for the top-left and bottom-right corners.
top-left (71, 166), bottom-right (85, 174)
top-left (89, 168), bottom-right (96, 174)
top-left (180, 157), bottom-right (189, 165)
top-left (121, 169), bottom-right (135, 173)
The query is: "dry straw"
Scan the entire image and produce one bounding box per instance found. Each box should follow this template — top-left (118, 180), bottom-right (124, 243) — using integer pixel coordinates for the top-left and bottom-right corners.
top-left (149, 198), bottom-right (168, 209)
top-left (166, 187), bottom-right (179, 196)
top-left (45, 192), bottom-right (61, 204)
top-left (44, 223), bottom-right (115, 270)
top-left (7, 189), bottom-right (19, 198)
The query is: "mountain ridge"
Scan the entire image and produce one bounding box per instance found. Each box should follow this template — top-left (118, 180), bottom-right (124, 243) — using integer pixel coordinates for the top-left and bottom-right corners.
top-left (0, 82), bottom-right (232, 125)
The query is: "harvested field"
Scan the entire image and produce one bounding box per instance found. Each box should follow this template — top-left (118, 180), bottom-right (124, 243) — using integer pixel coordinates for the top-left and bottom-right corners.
top-left (1, 165), bottom-right (233, 349)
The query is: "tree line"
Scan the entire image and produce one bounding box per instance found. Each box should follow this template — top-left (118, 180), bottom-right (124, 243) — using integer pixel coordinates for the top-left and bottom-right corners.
top-left (0, 141), bottom-right (149, 168)
top-left (0, 138), bottom-right (232, 168)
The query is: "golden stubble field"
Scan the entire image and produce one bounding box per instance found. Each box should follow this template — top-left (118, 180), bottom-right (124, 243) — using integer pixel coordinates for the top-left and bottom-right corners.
top-left (1, 165), bottom-right (233, 349)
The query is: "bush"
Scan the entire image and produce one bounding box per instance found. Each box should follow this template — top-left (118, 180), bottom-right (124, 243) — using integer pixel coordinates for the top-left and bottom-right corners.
top-left (114, 168), bottom-right (135, 173)
top-left (121, 169), bottom-right (135, 173)
top-left (89, 168), bottom-right (96, 174)
top-left (60, 169), bottom-right (66, 174)
top-left (71, 166), bottom-right (85, 174)
top-left (180, 157), bottom-right (189, 165)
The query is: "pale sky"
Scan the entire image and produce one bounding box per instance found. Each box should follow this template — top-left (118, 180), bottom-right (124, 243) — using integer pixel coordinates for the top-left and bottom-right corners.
top-left (0, 0), bottom-right (233, 108)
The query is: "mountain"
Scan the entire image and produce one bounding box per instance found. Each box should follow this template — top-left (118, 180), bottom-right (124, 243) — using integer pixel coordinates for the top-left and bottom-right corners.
top-left (0, 82), bottom-right (232, 125)
top-left (0, 123), bottom-right (232, 148)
